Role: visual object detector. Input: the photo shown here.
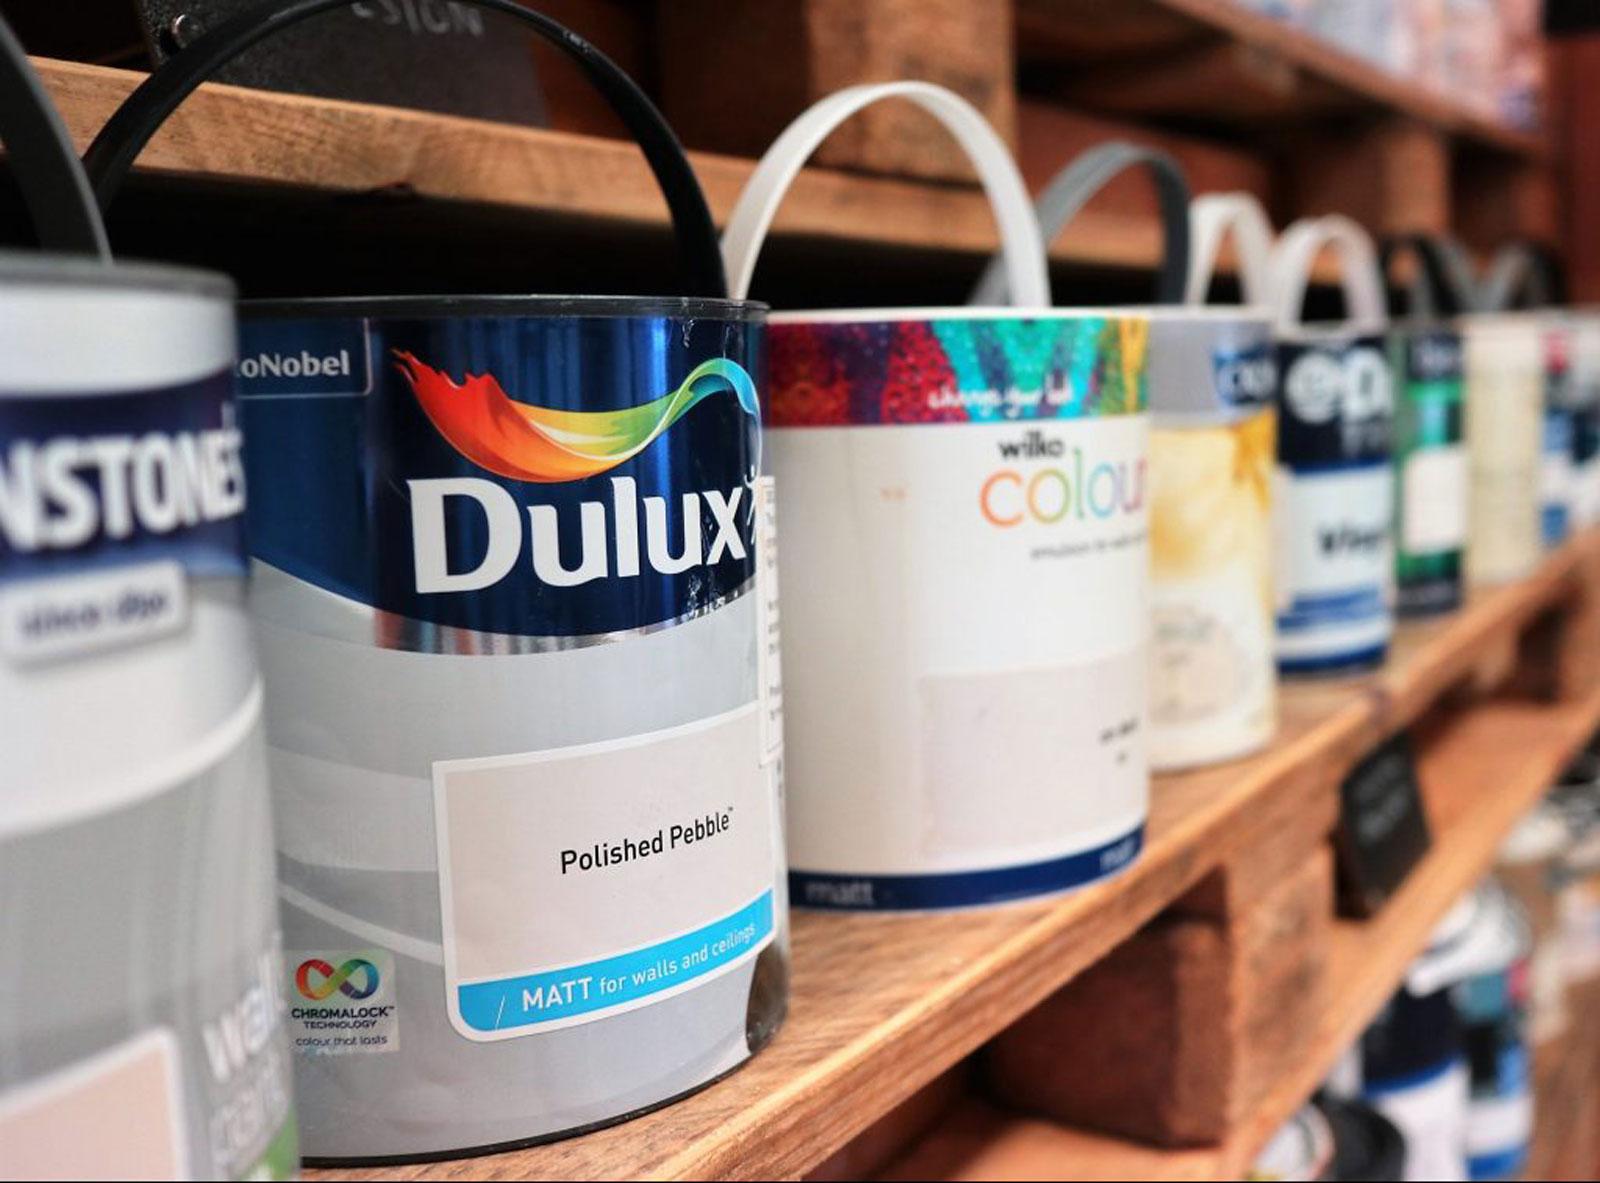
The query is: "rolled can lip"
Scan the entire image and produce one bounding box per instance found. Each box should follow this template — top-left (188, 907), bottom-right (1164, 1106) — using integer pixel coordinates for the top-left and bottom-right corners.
top-left (768, 304), bottom-right (1269, 324)
top-left (0, 247), bottom-right (233, 299)
top-left (242, 294), bottom-right (767, 320)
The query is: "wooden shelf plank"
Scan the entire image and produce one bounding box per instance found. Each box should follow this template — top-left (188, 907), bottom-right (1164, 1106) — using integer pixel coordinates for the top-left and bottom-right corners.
top-left (877, 673), bottom-right (1600, 1181)
top-left (35, 57), bottom-right (1345, 285)
top-left (300, 534), bottom-right (1600, 1182)
top-left (1017, 0), bottom-right (1549, 160)
top-left (33, 57), bottom-right (1163, 277)
top-left (1527, 980), bottom-right (1600, 1180)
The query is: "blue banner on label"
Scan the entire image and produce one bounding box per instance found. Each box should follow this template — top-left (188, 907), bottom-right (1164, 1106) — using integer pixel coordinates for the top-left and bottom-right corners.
top-left (790, 825), bottom-right (1143, 911)
top-left (454, 891), bottom-right (774, 1034)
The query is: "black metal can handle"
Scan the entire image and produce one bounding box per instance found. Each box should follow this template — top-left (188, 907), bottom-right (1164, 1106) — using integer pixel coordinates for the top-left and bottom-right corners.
top-left (0, 15), bottom-right (109, 257)
top-left (1382, 233), bottom-right (1477, 321)
top-left (82, 0), bottom-right (724, 296)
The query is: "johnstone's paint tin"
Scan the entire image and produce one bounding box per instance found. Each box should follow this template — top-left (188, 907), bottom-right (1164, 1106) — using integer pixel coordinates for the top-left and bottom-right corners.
top-left (0, 256), bottom-right (297, 1179)
top-left (1391, 328), bottom-right (1467, 615)
top-left (768, 310), bottom-right (1151, 909)
top-left (1146, 311), bottom-right (1277, 770)
top-left (236, 296), bottom-right (786, 1162)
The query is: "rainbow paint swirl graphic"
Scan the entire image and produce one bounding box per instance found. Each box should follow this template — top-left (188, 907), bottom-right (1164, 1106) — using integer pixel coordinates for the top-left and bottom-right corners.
top-left (394, 351), bottom-right (759, 483)
top-left (295, 957), bottom-right (379, 1001)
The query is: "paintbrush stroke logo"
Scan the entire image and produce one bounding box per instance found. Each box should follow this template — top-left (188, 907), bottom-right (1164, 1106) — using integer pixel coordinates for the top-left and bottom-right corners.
top-left (394, 351), bottom-right (757, 483)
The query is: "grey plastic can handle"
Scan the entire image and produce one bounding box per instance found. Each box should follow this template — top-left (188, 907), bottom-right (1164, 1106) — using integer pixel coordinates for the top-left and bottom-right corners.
top-left (969, 140), bottom-right (1191, 306)
top-left (1481, 242), bottom-right (1556, 313)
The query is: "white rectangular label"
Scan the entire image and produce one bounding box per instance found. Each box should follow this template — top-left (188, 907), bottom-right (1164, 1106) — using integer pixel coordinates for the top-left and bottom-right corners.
top-left (1402, 445), bottom-right (1467, 554)
top-left (1276, 465), bottom-right (1393, 662)
top-left (0, 1030), bottom-right (189, 1181)
top-left (0, 560), bottom-right (188, 666)
top-left (775, 417), bottom-right (1149, 879)
top-left (433, 704), bottom-right (776, 1039)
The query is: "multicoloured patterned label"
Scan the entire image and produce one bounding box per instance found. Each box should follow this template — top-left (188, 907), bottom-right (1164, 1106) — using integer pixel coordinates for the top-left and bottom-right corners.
top-left (767, 316), bottom-right (1146, 427)
top-left (768, 314), bottom-right (1149, 909)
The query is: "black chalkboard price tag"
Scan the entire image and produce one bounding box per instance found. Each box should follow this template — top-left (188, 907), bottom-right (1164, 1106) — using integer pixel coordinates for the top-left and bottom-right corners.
top-left (133, 1), bottom-right (548, 127)
top-left (1334, 731), bottom-right (1432, 917)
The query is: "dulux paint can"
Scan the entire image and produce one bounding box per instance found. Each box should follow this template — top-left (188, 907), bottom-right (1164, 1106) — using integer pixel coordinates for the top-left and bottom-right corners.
top-left (0, 28), bottom-right (296, 1180)
top-left (1269, 217), bottom-right (1395, 675)
top-left (722, 85), bottom-right (1150, 911)
top-left (84, 1), bottom-right (786, 1162)
top-left (1382, 236), bottom-right (1470, 617)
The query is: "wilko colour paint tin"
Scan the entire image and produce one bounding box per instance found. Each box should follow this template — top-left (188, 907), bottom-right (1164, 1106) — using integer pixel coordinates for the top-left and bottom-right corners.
top-left (1269, 217), bottom-right (1395, 674)
top-left (723, 84), bottom-right (1149, 910)
top-left (0, 25), bottom-right (296, 1180)
top-left (981, 161), bottom-right (1277, 773)
top-left (85, 0), bottom-right (786, 1162)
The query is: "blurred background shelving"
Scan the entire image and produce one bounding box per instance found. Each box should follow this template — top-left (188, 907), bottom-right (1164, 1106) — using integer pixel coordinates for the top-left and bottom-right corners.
top-left (7, 0), bottom-right (1594, 304)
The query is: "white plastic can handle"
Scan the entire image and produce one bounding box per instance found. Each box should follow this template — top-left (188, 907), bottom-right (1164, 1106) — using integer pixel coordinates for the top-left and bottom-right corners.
top-left (1186, 192), bottom-right (1276, 308)
top-left (720, 81), bottom-right (1050, 309)
top-left (1270, 214), bottom-right (1388, 337)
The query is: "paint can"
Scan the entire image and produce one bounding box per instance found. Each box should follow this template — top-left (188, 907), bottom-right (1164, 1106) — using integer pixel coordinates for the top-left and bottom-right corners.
top-left (1382, 235), bottom-right (1470, 616)
top-left (723, 84), bottom-right (1150, 910)
top-left (0, 21), bottom-right (295, 1177)
top-left (1269, 217), bottom-right (1394, 674)
top-left (85, 0), bottom-right (786, 1162)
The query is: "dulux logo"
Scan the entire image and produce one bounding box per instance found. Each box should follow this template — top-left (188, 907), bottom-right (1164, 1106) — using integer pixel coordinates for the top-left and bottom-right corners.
top-left (1213, 344), bottom-right (1277, 409)
top-left (0, 415), bottom-right (245, 554)
top-left (1407, 332), bottom-right (1463, 383)
top-left (393, 352), bottom-right (759, 595)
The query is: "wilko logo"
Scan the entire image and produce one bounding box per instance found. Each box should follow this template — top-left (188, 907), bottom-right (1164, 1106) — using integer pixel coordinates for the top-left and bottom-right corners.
top-left (395, 352), bottom-right (760, 595)
top-left (296, 957), bottom-right (380, 1001)
top-left (981, 429), bottom-right (1146, 527)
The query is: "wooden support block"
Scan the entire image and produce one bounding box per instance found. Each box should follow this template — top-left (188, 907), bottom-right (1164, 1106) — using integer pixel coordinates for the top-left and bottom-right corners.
top-left (1286, 117), bottom-right (1451, 237)
top-left (1555, 544), bottom-right (1600, 701)
top-left (983, 849), bottom-right (1335, 1147)
top-left (656, 0), bottom-right (1016, 182)
top-left (1455, 153), bottom-right (1560, 255)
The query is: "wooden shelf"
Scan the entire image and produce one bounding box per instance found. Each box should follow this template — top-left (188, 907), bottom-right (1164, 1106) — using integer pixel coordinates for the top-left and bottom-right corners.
top-left (1528, 979), bottom-right (1600, 1179)
top-left (1016, 0), bottom-right (1549, 160)
top-left (35, 57), bottom-right (1347, 289)
top-left (299, 534), bottom-right (1600, 1182)
top-left (34, 57), bottom-right (1171, 279)
top-left (875, 620), bottom-right (1600, 1179)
